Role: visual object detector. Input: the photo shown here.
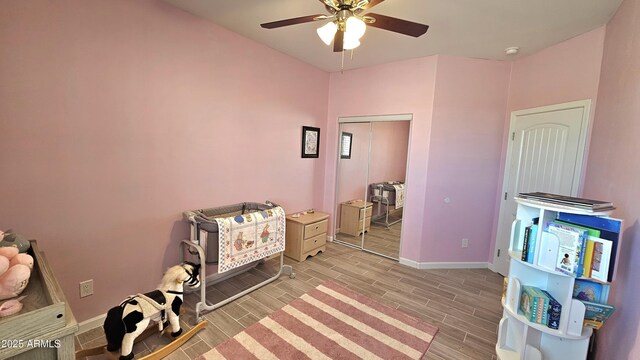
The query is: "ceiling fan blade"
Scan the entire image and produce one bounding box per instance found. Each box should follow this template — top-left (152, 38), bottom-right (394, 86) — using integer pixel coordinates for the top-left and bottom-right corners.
top-left (360, 0), bottom-right (385, 10)
top-left (261, 14), bottom-right (324, 29)
top-left (333, 29), bottom-right (344, 52)
top-left (366, 13), bottom-right (429, 37)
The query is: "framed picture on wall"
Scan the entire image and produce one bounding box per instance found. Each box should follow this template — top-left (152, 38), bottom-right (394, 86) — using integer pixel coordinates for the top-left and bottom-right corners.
top-left (302, 126), bottom-right (320, 158)
top-left (340, 132), bottom-right (352, 159)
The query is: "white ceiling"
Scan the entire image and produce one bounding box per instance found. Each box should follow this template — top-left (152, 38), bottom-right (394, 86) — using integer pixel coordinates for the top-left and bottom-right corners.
top-left (162, 0), bottom-right (622, 72)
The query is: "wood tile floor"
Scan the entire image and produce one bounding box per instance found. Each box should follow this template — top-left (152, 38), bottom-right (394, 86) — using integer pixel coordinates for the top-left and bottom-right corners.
top-left (335, 210), bottom-right (403, 259)
top-left (76, 242), bottom-right (504, 360)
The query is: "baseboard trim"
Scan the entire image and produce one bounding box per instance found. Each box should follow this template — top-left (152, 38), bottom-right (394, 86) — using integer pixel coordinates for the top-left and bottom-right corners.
top-left (78, 313), bottom-right (107, 334)
top-left (399, 258), bottom-right (489, 270)
top-left (398, 258), bottom-right (420, 268)
top-left (327, 235), bottom-right (334, 242)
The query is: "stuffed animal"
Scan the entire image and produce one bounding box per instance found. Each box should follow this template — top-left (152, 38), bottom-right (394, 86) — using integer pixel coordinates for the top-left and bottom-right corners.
top-left (104, 262), bottom-right (200, 360)
top-left (0, 230), bottom-right (31, 253)
top-left (0, 243), bottom-right (33, 301)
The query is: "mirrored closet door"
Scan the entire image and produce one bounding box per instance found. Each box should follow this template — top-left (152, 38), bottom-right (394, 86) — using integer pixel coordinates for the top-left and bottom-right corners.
top-left (334, 122), bottom-right (370, 249)
top-left (334, 115), bottom-right (411, 260)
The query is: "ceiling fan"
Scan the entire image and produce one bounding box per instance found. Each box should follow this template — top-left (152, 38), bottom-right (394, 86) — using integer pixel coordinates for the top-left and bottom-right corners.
top-left (260, 0), bottom-right (429, 52)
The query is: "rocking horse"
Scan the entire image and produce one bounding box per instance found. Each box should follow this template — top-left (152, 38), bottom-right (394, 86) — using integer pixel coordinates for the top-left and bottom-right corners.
top-left (76, 262), bottom-right (207, 360)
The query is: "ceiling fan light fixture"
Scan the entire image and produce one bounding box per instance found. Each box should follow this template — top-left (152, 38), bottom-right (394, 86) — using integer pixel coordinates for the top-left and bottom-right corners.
top-left (317, 21), bottom-right (338, 45)
top-left (346, 16), bottom-right (366, 40)
top-left (343, 37), bottom-right (361, 50)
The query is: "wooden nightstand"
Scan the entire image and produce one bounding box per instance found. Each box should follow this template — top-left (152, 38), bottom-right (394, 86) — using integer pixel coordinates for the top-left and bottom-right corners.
top-left (340, 200), bottom-right (373, 237)
top-left (284, 212), bottom-right (329, 262)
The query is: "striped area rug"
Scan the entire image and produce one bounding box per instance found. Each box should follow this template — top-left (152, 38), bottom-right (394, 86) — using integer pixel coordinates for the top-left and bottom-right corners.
top-left (198, 281), bottom-right (438, 360)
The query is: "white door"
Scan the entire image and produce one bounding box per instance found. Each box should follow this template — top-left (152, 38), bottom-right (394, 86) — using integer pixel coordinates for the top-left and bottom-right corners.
top-left (493, 100), bottom-right (591, 276)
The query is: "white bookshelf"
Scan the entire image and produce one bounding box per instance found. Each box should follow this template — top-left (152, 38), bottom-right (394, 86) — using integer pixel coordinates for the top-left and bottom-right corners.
top-left (496, 197), bottom-right (621, 360)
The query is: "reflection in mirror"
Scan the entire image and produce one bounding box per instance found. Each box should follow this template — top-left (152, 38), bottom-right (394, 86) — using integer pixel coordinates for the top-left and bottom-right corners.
top-left (334, 122), bottom-right (370, 248)
top-left (340, 132), bottom-right (353, 159)
top-left (362, 121), bottom-right (410, 259)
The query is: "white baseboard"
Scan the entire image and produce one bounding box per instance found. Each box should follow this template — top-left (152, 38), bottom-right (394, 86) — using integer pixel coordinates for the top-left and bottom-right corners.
top-left (78, 313), bottom-right (107, 334)
top-left (327, 235), bottom-right (334, 242)
top-left (398, 258), bottom-right (420, 268)
top-left (399, 258), bottom-right (489, 270)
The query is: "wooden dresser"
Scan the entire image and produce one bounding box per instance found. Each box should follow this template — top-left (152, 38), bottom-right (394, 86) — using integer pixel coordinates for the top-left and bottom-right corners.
top-left (0, 240), bottom-right (78, 360)
top-left (284, 212), bottom-right (329, 262)
top-left (339, 200), bottom-right (373, 236)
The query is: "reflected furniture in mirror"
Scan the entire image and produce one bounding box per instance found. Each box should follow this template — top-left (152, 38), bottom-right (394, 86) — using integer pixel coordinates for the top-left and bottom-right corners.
top-left (333, 115), bottom-right (411, 260)
top-left (369, 181), bottom-right (405, 227)
top-left (339, 200), bottom-right (373, 237)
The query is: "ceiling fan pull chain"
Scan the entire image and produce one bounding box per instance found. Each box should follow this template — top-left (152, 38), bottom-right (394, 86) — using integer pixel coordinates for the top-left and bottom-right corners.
top-left (341, 50), bottom-right (345, 74)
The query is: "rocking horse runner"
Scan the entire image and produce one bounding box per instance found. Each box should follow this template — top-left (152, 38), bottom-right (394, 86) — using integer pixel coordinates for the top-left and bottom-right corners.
top-left (78, 262), bottom-right (206, 360)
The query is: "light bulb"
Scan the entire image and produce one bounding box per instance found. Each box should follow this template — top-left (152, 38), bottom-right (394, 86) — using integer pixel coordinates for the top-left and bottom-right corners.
top-left (317, 22), bottom-right (338, 45)
top-left (343, 35), bottom-right (360, 50)
top-left (346, 16), bottom-right (366, 40)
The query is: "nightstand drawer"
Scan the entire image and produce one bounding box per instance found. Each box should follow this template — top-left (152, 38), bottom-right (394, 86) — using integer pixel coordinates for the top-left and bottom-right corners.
top-left (360, 206), bottom-right (372, 219)
top-left (304, 219), bottom-right (328, 239)
top-left (359, 217), bottom-right (372, 231)
top-left (302, 233), bottom-right (326, 253)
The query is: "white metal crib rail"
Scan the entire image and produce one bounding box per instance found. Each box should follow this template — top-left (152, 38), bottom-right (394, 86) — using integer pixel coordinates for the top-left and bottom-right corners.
top-left (179, 240), bottom-right (294, 323)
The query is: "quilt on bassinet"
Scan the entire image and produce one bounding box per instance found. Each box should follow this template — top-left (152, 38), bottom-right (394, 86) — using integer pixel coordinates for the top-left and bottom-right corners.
top-left (215, 206), bottom-right (286, 273)
top-left (392, 184), bottom-right (405, 209)
top-left (371, 182), bottom-right (406, 210)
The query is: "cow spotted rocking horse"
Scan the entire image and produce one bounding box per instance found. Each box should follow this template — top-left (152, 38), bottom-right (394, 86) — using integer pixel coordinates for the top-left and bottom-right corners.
top-left (76, 262), bottom-right (207, 360)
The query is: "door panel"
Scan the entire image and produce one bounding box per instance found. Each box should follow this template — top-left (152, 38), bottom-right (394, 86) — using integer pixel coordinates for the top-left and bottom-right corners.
top-left (494, 102), bottom-right (590, 276)
top-left (515, 108), bottom-right (583, 195)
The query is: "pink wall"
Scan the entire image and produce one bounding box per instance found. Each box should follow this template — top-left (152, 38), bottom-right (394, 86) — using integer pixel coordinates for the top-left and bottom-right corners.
top-left (488, 27), bottom-right (606, 263)
top-left (369, 121), bottom-right (410, 184)
top-left (422, 56), bottom-right (511, 262)
top-left (0, 0), bottom-right (329, 322)
top-left (324, 57), bottom-right (438, 259)
top-left (583, 0), bottom-right (640, 357)
top-left (507, 27), bottom-right (607, 112)
top-left (325, 56), bottom-right (510, 264)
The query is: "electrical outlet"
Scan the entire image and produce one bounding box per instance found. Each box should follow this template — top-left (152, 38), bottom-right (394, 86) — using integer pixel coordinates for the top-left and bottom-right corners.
top-left (462, 238), bottom-right (469, 248)
top-left (80, 279), bottom-right (94, 298)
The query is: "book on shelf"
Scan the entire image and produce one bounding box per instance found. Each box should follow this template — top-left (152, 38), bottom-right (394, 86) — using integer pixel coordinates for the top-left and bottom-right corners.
top-left (520, 286), bottom-right (539, 323)
top-left (547, 222), bottom-right (587, 277)
top-left (520, 285), bottom-right (550, 325)
top-left (537, 290), bottom-right (548, 325)
top-left (557, 212), bottom-right (622, 282)
top-left (517, 192), bottom-right (615, 211)
top-left (527, 224), bottom-right (538, 264)
top-left (553, 220), bottom-right (601, 278)
top-left (573, 279), bottom-right (609, 304)
top-left (581, 300), bottom-right (615, 329)
top-left (590, 236), bottom-right (613, 282)
top-left (540, 289), bottom-right (562, 329)
top-left (526, 223), bottom-right (539, 264)
top-left (521, 225), bottom-right (531, 262)
top-left (582, 240), bottom-right (596, 278)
